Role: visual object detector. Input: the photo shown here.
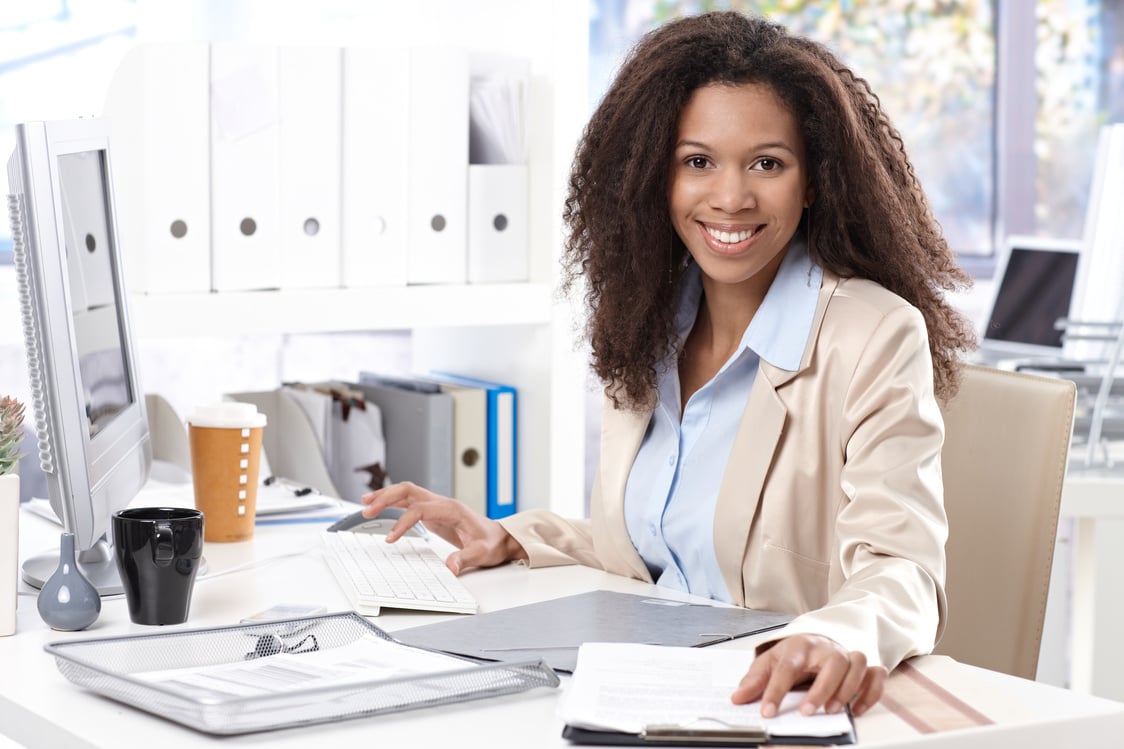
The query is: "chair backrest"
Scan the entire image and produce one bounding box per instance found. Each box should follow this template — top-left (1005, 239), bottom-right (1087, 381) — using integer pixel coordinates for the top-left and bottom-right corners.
top-left (934, 364), bottom-right (1076, 680)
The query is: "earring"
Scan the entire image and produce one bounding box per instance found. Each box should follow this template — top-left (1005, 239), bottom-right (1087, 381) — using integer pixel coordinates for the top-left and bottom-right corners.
top-left (804, 204), bottom-right (813, 255)
top-left (668, 237), bottom-right (675, 285)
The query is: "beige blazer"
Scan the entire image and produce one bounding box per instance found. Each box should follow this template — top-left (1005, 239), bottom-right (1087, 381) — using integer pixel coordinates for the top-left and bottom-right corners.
top-left (501, 271), bottom-right (948, 671)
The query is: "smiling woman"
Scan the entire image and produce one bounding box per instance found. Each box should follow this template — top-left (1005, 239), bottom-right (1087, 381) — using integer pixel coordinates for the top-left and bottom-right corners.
top-left (669, 85), bottom-right (808, 287)
top-left (669, 83), bottom-right (813, 406)
top-left (359, 10), bottom-right (976, 723)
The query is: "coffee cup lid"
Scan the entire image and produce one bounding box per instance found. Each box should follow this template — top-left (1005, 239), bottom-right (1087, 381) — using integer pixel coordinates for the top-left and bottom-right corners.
top-left (187, 402), bottom-right (267, 429)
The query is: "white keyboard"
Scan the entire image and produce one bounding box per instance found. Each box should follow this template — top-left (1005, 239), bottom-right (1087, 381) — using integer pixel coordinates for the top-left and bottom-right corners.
top-left (320, 530), bottom-right (478, 615)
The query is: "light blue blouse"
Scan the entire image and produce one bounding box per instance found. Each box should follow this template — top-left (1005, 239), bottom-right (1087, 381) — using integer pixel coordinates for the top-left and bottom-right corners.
top-left (622, 240), bottom-right (823, 602)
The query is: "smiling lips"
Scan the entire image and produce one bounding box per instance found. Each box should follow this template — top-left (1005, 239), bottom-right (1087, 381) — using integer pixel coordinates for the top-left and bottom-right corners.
top-left (701, 222), bottom-right (760, 252)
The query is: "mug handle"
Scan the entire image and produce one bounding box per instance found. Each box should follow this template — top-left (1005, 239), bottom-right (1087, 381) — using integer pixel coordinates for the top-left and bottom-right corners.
top-left (154, 522), bottom-right (175, 567)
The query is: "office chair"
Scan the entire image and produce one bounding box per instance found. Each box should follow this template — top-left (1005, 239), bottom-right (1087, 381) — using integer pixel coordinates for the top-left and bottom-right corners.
top-left (934, 364), bottom-right (1077, 680)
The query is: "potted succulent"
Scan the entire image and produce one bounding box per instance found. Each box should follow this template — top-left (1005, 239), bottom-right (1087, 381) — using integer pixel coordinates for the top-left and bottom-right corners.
top-left (2, 395), bottom-right (24, 637)
top-left (0, 395), bottom-right (24, 478)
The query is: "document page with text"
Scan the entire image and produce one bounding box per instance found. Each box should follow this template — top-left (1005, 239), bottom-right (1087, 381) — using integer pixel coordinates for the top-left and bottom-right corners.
top-left (559, 642), bottom-right (854, 739)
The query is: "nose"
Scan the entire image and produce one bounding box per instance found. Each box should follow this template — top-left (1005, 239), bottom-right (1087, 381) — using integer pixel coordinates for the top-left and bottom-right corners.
top-left (709, 167), bottom-right (756, 213)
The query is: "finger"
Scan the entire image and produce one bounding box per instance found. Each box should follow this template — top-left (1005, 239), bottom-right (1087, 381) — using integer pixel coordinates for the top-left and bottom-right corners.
top-left (447, 539), bottom-right (494, 575)
top-left (360, 482), bottom-right (409, 515)
top-left (384, 505), bottom-right (428, 543)
top-left (849, 666), bottom-right (887, 717)
top-left (359, 487), bottom-right (385, 512)
top-left (759, 651), bottom-right (808, 718)
top-left (798, 652), bottom-right (851, 716)
top-left (730, 652), bottom-right (774, 704)
top-left (364, 481), bottom-right (437, 519)
top-left (822, 652), bottom-right (866, 715)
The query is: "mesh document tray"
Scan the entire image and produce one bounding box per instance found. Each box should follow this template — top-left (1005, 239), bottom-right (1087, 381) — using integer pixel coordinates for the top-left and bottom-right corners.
top-left (44, 611), bottom-right (559, 735)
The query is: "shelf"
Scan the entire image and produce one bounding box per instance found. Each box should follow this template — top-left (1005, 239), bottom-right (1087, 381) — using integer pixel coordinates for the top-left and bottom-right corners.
top-left (0, 270), bottom-right (555, 343)
top-left (127, 283), bottom-right (555, 338)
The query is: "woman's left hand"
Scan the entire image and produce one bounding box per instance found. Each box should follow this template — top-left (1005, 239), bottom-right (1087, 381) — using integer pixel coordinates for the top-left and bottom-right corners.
top-left (730, 634), bottom-right (887, 718)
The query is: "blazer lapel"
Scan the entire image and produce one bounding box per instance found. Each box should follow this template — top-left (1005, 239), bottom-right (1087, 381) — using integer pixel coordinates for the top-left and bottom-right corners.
top-left (712, 271), bottom-right (840, 605)
top-left (593, 397), bottom-right (655, 582)
top-left (712, 371), bottom-right (786, 606)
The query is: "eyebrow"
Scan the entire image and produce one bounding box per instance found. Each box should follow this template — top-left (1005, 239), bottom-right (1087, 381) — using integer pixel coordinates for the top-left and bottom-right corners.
top-left (675, 139), bottom-right (798, 154)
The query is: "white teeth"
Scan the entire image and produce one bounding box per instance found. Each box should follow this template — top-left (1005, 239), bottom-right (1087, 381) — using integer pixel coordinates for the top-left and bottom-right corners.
top-left (706, 226), bottom-right (755, 244)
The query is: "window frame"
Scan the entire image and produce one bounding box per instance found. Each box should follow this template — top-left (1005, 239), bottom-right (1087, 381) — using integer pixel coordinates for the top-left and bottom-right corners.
top-left (988, 0), bottom-right (1038, 279)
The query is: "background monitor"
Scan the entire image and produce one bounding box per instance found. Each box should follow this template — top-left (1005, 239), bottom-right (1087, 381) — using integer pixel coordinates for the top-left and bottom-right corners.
top-left (7, 117), bottom-right (151, 595)
top-left (980, 235), bottom-right (1083, 362)
top-left (1071, 124), bottom-right (1124, 327)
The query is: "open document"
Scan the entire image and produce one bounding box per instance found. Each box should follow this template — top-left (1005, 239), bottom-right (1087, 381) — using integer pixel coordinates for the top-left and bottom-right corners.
top-left (133, 632), bottom-right (486, 700)
top-left (45, 613), bottom-right (559, 735)
top-left (559, 643), bottom-right (855, 746)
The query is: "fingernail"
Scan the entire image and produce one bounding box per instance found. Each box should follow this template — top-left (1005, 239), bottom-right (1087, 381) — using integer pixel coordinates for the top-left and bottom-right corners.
top-left (761, 702), bottom-right (776, 718)
top-left (826, 700), bottom-right (840, 714)
top-left (800, 703), bottom-right (815, 716)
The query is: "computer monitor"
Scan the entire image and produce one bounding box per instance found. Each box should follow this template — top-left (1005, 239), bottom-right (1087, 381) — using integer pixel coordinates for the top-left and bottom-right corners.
top-left (7, 117), bottom-right (151, 596)
top-left (979, 235), bottom-right (1083, 363)
top-left (1071, 123), bottom-right (1124, 331)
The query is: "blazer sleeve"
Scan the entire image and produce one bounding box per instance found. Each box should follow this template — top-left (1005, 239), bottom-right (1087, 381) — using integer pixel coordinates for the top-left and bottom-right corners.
top-left (759, 304), bottom-right (949, 670)
top-left (498, 511), bottom-right (600, 569)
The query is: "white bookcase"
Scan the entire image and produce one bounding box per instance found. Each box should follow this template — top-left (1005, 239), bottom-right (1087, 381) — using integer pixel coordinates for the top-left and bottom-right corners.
top-left (112, 1), bottom-right (592, 517)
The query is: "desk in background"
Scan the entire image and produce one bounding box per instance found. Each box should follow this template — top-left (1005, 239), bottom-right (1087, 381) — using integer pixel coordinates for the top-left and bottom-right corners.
top-left (3, 486), bottom-right (1123, 748)
top-left (1060, 462), bottom-right (1124, 702)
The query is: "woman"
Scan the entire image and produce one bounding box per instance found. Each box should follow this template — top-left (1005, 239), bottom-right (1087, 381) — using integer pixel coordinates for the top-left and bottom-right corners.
top-left (363, 11), bottom-right (976, 719)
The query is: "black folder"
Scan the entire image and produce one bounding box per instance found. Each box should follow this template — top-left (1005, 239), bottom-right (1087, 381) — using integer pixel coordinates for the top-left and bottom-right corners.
top-left (561, 719), bottom-right (856, 746)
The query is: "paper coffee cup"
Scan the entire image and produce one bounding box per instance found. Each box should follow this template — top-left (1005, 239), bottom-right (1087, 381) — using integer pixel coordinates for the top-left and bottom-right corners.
top-left (187, 403), bottom-right (267, 543)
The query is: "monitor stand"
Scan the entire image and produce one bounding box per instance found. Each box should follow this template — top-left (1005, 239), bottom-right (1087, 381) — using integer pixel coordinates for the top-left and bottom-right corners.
top-left (21, 539), bottom-right (209, 597)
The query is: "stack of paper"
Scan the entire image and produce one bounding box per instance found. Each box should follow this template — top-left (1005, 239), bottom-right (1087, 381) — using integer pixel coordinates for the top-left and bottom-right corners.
top-left (469, 76), bottom-right (526, 166)
top-left (253, 479), bottom-right (351, 526)
top-left (559, 643), bottom-right (856, 746)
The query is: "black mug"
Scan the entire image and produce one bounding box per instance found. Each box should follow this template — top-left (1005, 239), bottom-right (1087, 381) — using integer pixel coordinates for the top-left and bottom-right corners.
top-left (112, 507), bottom-right (204, 625)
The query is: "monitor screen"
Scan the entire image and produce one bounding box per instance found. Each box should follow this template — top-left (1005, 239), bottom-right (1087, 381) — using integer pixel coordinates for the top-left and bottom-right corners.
top-left (7, 117), bottom-right (151, 596)
top-left (982, 237), bottom-right (1083, 359)
top-left (57, 150), bottom-right (133, 438)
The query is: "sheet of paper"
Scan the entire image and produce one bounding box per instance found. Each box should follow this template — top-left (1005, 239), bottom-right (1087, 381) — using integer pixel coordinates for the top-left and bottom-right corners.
top-left (133, 633), bottom-right (478, 701)
top-left (559, 642), bottom-right (854, 739)
top-left (254, 480), bottom-right (339, 516)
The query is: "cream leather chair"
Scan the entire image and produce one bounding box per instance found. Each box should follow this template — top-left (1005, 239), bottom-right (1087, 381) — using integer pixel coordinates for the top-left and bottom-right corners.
top-left (934, 364), bottom-right (1077, 680)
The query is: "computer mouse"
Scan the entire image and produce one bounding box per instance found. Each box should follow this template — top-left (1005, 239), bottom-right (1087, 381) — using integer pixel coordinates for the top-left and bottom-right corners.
top-left (326, 507), bottom-right (424, 537)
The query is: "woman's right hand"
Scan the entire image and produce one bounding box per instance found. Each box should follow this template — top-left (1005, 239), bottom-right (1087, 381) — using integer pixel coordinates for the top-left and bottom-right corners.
top-left (360, 481), bottom-right (527, 575)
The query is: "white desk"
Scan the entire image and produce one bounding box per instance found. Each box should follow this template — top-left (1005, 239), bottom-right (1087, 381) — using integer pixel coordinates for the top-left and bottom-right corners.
top-left (3, 492), bottom-right (1124, 749)
top-left (1060, 462), bottom-right (1124, 700)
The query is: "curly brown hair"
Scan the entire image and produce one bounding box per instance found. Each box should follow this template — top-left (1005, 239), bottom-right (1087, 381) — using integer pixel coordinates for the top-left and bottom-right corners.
top-left (562, 11), bottom-right (977, 409)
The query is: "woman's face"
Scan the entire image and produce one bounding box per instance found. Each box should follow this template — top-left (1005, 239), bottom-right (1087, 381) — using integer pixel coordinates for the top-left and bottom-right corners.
top-left (669, 82), bottom-right (810, 293)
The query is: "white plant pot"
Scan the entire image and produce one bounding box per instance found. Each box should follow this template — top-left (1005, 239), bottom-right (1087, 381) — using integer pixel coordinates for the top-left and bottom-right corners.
top-left (0, 473), bottom-right (18, 636)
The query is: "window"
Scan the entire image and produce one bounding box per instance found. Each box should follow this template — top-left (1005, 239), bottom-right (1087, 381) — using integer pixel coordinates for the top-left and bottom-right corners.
top-left (1026, 0), bottom-right (1124, 241)
top-left (0, 0), bottom-right (136, 264)
top-left (589, 0), bottom-right (1124, 265)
